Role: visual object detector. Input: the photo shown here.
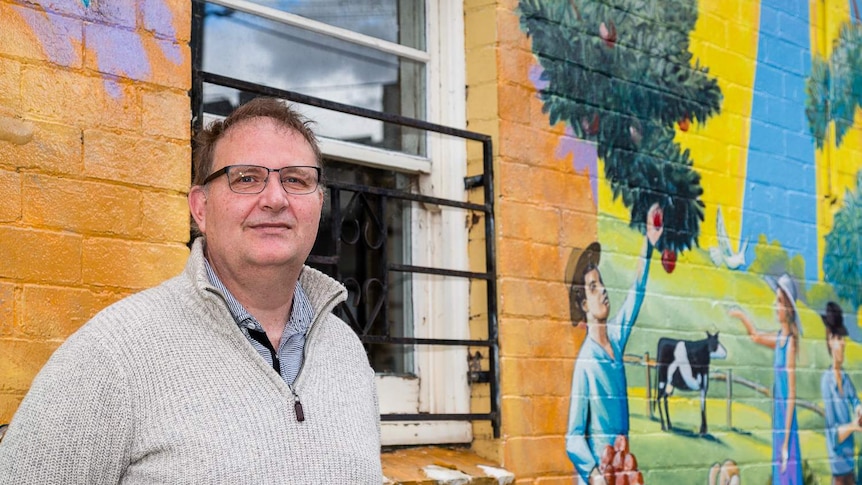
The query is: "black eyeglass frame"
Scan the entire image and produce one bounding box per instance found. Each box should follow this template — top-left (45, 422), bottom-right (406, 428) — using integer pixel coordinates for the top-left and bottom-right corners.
top-left (202, 164), bottom-right (322, 195)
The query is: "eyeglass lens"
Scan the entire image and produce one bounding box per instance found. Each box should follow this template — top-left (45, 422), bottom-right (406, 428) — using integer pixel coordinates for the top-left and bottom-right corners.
top-left (227, 165), bottom-right (319, 194)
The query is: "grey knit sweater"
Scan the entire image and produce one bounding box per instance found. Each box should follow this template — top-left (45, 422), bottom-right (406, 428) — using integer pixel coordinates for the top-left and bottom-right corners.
top-left (0, 240), bottom-right (383, 484)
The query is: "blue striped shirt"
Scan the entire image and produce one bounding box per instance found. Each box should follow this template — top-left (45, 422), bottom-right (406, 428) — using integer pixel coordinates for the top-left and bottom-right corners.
top-left (204, 259), bottom-right (314, 386)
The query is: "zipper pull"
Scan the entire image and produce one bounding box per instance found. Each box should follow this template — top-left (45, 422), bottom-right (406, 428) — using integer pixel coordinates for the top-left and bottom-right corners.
top-left (293, 394), bottom-right (305, 422)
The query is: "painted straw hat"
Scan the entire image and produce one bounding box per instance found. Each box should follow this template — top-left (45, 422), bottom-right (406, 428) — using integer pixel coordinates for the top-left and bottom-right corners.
top-left (765, 273), bottom-right (801, 335)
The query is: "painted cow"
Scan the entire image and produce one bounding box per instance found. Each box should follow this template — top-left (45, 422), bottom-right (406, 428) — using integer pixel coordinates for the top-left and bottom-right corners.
top-left (654, 332), bottom-right (727, 435)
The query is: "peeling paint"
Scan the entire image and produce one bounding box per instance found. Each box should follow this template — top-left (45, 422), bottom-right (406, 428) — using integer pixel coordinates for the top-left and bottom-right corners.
top-left (476, 464), bottom-right (514, 485)
top-left (0, 116), bottom-right (35, 145)
top-left (422, 464), bottom-right (472, 484)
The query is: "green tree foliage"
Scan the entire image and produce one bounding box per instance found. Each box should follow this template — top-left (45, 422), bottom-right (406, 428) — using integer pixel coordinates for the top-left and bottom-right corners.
top-left (748, 234), bottom-right (808, 299)
top-left (823, 170), bottom-right (862, 309)
top-left (806, 21), bottom-right (862, 149)
top-left (517, 0), bottom-right (722, 253)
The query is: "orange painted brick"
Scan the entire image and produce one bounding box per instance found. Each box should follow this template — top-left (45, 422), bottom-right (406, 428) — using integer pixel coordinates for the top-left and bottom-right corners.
top-left (0, 393), bottom-right (26, 425)
top-left (83, 129), bottom-right (190, 191)
top-left (0, 338), bottom-right (61, 394)
top-left (498, 7), bottom-right (530, 50)
top-left (503, 435), bottom-right (569, 477)
top-left (0, 119), bottom-right (83, 174)
top-left (531, 395), bottom-right (568, 435)
top-left (20, 284), bottom-right (120, 340)
top-left (0, 169), bottom-right (21, 223)
top-left (142, 34), bottom-right (191, 90)
top-left (501, 395), bottom-right (533, 436)
top-left (0, 226), bottom-right (81, 284)
top-left (0, 4), bottom-right (84, 67)
top-left (497, 199), bottom-right (560, 245)
top-left (140, 190), bottom-right (190, 243)
top-left (0, 282), bottom-right (16, 337)
top-left (0, 57), bottom-right (21, 111)
top-left (498, 82), bottom-right (531, 125)
top-left (560, 209), bottom-right (597, 249)
top-left (82, 238), bottom-right (188, 290)
top-left (500, 356), bottom-right (572, 397)
top-left (498, 46), bottom-right (534, 88)
top-left (22, 174), bottom-right (143, 236)
top-left (499, 278), bottom-right (567, 319)
top-left (142, 89), bottom-right (190, 140)
top-left (19, 65), bottom-right (139, 130)
top-left (535, 476), bottom-right (578, 485)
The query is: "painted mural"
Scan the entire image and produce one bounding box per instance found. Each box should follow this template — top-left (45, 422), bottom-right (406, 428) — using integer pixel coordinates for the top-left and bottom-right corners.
top-left (519, 0), bottom-right (862, 483)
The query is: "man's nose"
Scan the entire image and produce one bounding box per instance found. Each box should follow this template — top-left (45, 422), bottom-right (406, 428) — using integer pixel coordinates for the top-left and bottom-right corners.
top-left (260, 173), bottom-right (289, 208)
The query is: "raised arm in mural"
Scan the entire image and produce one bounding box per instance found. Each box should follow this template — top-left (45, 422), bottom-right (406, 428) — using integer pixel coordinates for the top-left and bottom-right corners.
top-left (727, 273), bottom-right (802, 484)
top-left (564, 203), bottom-right (663, 485)
top-left (819, 302), bottom-right (862, 485)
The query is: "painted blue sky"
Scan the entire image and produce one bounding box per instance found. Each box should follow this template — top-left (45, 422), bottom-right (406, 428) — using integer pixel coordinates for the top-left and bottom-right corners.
top-left (741, 0), bottom-right (818, 281)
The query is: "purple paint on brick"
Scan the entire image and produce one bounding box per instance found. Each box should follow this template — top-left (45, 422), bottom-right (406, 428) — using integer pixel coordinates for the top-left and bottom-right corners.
top-left (143, 0), bottom-right (176, 38)
top-left (557, 127), bottom-right (598, 207)
top-left (15, 6), bottom-right (82, 68)
top-left (86, 22), bottom-right (151, 83)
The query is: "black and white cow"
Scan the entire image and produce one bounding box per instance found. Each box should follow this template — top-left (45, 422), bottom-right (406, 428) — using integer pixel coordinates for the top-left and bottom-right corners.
top-left (654, 332), bottom-right (727, 435)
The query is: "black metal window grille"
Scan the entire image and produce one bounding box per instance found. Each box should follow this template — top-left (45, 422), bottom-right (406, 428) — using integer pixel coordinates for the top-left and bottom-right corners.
top-left (191, 4), bottom-right (499, 438)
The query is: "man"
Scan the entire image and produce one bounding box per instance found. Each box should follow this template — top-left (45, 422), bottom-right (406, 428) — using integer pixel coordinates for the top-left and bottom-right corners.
top-left (0, 98), bottom-right (383, 483)
top-left (564, 203), bottom-right (663, 485)
top-left (820, 301), bottom-right (862, 485)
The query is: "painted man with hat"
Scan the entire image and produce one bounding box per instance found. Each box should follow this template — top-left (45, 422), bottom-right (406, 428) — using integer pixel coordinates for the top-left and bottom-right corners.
top-left (564, 203), bottom-right (664, 485)
top-left (729, 272), bottom-right (804, 484)
top-left (819, 301), bottom-right (862, 485)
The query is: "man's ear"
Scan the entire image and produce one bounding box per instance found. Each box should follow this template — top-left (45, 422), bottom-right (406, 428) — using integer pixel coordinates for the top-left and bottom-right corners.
top-left (580, 298), bottom-right (589, 314)
top-left (188, 186), bottom-right (208, 234)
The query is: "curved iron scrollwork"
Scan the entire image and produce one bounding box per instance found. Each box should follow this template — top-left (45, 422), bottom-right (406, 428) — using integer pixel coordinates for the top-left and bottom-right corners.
top-left (339, 277), bottom-right (387, 337)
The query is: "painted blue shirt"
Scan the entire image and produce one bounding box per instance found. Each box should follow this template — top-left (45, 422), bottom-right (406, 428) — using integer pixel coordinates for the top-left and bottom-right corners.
top-left (565, 251), bottom-right (652, 482)
top-left (821, 367), bottom-right (862, 476)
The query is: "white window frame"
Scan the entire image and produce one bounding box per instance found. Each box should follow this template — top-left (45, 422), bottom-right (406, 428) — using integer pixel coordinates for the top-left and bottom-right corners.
top-left (203, 0), bottom-right (471, 446)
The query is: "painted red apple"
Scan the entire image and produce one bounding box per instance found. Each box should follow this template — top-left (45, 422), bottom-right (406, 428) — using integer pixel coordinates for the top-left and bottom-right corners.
top-left (652, 209), bottom-right (663, 229)
top-left (678, 116), bottom-right (690, 132)
top-left (661, 249), bottom-right (677, 273)
top-left (581, 113), bottom-right (600, 136)
top-left (599, 21), bottom-right (617, 48)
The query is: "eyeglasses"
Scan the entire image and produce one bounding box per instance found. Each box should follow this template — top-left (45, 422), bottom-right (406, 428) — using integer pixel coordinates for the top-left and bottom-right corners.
top-left (202, 164), bottom-right (321, 195)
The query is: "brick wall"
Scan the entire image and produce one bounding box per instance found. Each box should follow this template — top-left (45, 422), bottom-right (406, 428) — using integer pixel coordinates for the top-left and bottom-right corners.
top-left (0, 0), bottom-right (191, 422)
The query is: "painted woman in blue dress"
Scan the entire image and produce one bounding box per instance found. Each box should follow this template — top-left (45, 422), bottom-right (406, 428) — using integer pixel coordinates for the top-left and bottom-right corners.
top-left (729, 273), bottom-right (803, 484)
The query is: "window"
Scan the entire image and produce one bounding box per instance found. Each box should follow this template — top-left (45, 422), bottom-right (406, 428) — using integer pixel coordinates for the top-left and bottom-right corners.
top-left (193, 0), bottom-right (493, 445)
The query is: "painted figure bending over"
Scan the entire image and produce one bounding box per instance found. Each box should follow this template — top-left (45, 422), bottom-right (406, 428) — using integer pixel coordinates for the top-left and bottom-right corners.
top-left (820, 301), bottom-right (862, 485)
top-left (564, 203), bottom-right (663, 485)
top-left (728, 273), bottom-right (802, 485)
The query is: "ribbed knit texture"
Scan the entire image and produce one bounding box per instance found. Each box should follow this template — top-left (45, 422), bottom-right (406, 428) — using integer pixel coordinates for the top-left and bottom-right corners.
top-left (0, 240), bottom-right (383, 484)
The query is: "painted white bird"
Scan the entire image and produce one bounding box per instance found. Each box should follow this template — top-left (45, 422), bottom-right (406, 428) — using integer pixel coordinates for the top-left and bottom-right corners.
top-left (709, 206), bottom-right (748, 270)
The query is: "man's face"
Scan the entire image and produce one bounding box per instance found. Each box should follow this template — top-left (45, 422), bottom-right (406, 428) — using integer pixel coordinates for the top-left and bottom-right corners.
top-left (189, 118), bottom-right (324, 274)
top-left (581, 268), bottom-right (610, 323)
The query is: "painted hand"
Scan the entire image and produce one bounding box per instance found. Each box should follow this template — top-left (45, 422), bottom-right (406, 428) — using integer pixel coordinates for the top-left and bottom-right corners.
top-left (646, 203), bottom-right (664, 247)
top-left (780, 443), bottom-right (788, 473)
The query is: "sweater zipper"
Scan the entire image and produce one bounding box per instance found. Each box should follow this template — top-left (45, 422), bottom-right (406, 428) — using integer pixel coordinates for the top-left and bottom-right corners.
top-left (288, 291), bottom-right (341, 424)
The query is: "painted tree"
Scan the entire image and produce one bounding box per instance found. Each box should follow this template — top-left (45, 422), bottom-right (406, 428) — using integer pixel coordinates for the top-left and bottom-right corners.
top-left (518, 0), bottom-right (722, 262)
top-left (822, 170), bottom-right (862, 309)
top-left (805, 10), bottom-right (862, 311)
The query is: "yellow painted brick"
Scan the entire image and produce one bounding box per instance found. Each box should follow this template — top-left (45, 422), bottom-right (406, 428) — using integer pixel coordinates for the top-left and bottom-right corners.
top-left (20, 65), bottom-right (139, 130)
top-left (465, 4), bottom-right (497, 50)
top-left (466, 46), bottom-right (498, 89)
top-left (0, 282), bottom-right (16, 337)
top-left (82, 238), bottom-right (188, 289)
top-left (0, 57), bottom-right (21, 112)
top-left (20, 285), bottom-right (120, 340)
top-left (142, 88), bottom-right (190, 140)
top-left (497, 199), bottom-right (560, 245)
top-left (22, 174), bottom-right (143, 236)
top-left (467, 82), bottom-right (499, 123)
top-left (140, 190), bottom-right (190, 242)
top-left (500, 356), bottom-right (572, 397)
top-left (0, 119), bottom-right (83, 174)
top-left (0, 169), bottom-right (21, 223)
top-left (0, 339), bottom-right (61, 394)
top-left (83, 129), bottom-right (189, 191)
top-left (0, 226), bottom-right (81, 283)
top-left (0, 4), bottom-right (84, 66)
top-left (503, 435), bottom-right (569, 477)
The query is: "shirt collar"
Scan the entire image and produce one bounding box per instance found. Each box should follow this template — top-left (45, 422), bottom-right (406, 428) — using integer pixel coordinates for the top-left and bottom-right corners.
top-left (203, 258), bottom-right (313, 340)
